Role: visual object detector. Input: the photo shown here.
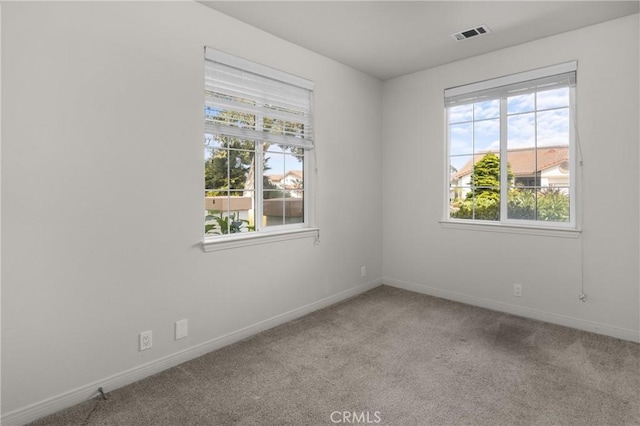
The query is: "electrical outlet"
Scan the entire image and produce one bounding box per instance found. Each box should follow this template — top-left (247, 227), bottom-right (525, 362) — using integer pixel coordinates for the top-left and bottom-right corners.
top-left (139, 330), bottom-right (152, 351)
top-left (175, 319), bottom-right (188, 340)
top-left (361, 266), bottom-right (366, 277)
top-left (513, 284), bottom-right (522, 297)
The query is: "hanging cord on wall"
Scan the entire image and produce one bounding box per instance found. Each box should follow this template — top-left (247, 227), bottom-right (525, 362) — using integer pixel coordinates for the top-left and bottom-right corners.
top-left (572, 89), bottom-right (587, 303)
top-left (310, 93), bottom-right (320, 245)
top-left (312, 133), bottom-right (320, 245)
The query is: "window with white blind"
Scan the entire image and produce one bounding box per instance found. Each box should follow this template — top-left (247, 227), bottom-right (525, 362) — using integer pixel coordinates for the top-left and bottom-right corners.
top-left (204, 48), bottom-right (315, 247)
top-left (446, 62), bottom-right (578, 231)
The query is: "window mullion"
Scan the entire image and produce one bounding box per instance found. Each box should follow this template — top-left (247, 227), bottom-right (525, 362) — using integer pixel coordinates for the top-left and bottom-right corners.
top-left (471, 106), bottom-right (476, 220)
top-left (499, 97), bottom-right (508, 222)
top-left (225, 140), bottom-right (231, 234)
top-left (534, 90), bottom-right (538, 220)
top-left (255, 114), bottom-right (264, 232)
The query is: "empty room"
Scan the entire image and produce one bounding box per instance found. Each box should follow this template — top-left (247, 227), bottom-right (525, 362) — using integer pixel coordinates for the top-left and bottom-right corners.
top-left (1, 1), bottom-right (639, 425)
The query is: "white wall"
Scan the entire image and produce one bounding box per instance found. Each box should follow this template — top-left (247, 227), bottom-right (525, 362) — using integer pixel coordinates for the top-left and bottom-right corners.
top-left (382, 14), bottom-right (639, 341)
top-left (1, 2), bottom-right (382, 421)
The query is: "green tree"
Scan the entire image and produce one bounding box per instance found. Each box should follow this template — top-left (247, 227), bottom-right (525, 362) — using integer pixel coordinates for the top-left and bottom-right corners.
top-left (506, 187), bottom-right (569, 222)
top-left (205, 106), bottom-right (305, 197)
top-left (507, 188), bottom-right (536, 220)
top-left (205, 136), bottom-right (255, 196)
top-left (536, 188), bottom-right (570, 222)
top-left (452, 153), bottom-right (512, 221)
top-left (468, 153), bottom-right (502, 198)
top-left (205, 105), bottom-right (257, 196)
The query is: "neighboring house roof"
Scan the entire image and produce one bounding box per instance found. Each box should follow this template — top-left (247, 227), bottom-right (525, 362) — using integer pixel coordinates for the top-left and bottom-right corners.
top-left (285, 170), bottom-right (303, 180)
top-left (267, 170), bottom-right (303, 187)
top-left (452, 146), bottom-right (569, 180)
top-left (267, 173), bottom-right (284, 183)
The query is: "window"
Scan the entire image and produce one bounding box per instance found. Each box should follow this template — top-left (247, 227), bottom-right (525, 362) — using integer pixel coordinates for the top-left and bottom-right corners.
top-left (204, 48), bottom-right (314, 243)
top-left (446, 62), bottom-right (577, 229)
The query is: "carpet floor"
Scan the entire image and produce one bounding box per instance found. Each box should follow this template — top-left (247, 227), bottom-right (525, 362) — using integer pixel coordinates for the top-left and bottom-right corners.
top-left (29, 285), bottom-right (639, 425)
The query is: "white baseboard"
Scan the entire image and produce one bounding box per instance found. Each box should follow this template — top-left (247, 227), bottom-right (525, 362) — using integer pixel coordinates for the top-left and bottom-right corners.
top-left (1, 278), bottom-right (383, 426)
top-left (383, 277), bottom-right (640, 343)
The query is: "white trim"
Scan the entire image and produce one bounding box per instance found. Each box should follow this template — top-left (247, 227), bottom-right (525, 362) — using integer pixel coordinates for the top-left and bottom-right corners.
top-left (202, 228), bottom-right (319, 252)
top-left (1, 279), bottom-right (383, 426)
top-left (383, 277), bottom-right (639, 343)
top-left (439, 220), bottom-right (581, 238)
top-left (205, 47), bottom-right (314, 90)
top-left (445, 61), bottom-right (577, 99)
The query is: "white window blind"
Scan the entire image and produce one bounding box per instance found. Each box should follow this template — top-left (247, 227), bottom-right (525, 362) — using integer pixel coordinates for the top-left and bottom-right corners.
top-left (204, 47), bottom-right (314, 150)
top-left (445, 61), bottom-right (577, 107)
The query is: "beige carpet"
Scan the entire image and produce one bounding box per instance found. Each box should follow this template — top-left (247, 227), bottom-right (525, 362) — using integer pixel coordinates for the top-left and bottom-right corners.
top-left (30, 286), bottom-right (640, 425)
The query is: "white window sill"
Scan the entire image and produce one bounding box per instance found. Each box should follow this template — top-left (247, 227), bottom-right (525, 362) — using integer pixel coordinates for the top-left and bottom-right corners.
top-left (202, 228), bottom-right (320, 252)
top-left (439, 220), bottom-right (581, 238)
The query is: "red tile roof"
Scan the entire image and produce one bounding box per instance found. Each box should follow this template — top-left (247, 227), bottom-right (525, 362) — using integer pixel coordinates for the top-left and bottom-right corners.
top-left (452, 146), bottom-right (569, 179)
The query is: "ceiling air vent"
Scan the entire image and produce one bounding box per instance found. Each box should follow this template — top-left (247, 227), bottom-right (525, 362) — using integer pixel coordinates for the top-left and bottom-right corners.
top-left (451, 24), bottom-right (491, 41)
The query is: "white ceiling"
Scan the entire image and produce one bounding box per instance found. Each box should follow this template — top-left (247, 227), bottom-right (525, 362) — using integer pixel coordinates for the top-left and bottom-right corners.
top-left (199, 1), bottom-right (639, 80)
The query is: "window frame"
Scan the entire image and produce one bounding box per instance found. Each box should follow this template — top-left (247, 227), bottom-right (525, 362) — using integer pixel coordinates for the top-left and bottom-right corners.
top-left (203, 48), bottom-right (318, 250)
top-left (443, 62), bottom-right (581, 235)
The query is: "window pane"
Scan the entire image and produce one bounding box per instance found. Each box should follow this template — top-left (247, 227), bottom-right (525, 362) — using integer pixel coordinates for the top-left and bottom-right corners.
top-left (450, 155), bottom-right (473, 187)
top-left (471, 153), bottom-right (502, 183)
top-left (264, 150), bottom-right (284, 193)
top-left (508, 187), bottom-right (536, 220)
top-left (450, 187), bottom-right (471, 219)
top-left (449, 104), bottom-right (473, 124)
top-left (284, 154), bottom-right (304, 191)
top-left (205, 148), bottom-right (255, 192)
top-left (450, 122), bottom-right (473, 156)
top-left (507, 93), bottom-right (534, 114)
top-left (469, 151), bottom-right (501, 220)
top-left (264, 143), bottom-right (287, 154)
top-left (451, 154), bottom-right (502, 220)
top-left (205, 133), bottom-right (222, 149)
top-left (538, 147), bottom-right (570, 187)
top-left (537, 187), bottom-right (570, 222)
top-left (472, 188), bottom-right (500, 221)
top-left (507, 187), bottom-right (571, 222)
top-left (474, 118), bottom-right (499, 153)
top-left (508, 147), bottom-right (537, 187)
top-left (537, 87), bottom-right (569, 110)
top-left (474, 100), bottom-right (499, 120)
top-left (205, 193), bottom-right (254, 235)
top-left (263, 192), bottom-right (284, 226)
top-left (284, 191), bottom-right (304, 224)
top-left (507, 113), bottom-right (535, 149)
top-left (228, 149), bottom-right (255, 190)
top-left (537, 109), bottom-right (569, 147)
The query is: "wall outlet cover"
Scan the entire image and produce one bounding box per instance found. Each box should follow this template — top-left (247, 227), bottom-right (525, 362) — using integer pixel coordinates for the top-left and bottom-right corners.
top-left (139, 330), bottom-right (152, 351)
top-left (175, 319), bottom-right (188, 340)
